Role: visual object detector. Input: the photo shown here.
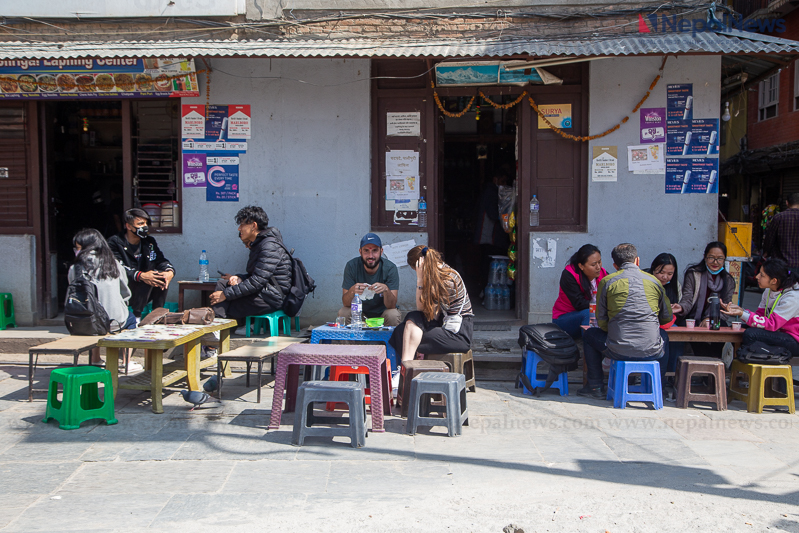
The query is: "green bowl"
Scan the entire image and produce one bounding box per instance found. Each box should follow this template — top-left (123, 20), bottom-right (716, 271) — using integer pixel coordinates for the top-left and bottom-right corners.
top-left (365, 317), bottom-right (384, 327)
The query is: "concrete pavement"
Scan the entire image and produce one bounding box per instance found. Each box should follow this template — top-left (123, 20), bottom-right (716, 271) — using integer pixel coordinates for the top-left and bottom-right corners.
top-left (0, 359), bottom-right (797, 533)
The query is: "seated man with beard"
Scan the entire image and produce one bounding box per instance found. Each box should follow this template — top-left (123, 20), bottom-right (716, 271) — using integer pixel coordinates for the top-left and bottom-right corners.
top-left (338, 233), bottom-right (401, 326)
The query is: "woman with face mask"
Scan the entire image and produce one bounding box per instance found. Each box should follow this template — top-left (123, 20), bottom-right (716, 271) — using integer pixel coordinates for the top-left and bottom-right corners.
top-left (673, 241), bottom-right (736, 357)
top-left (552, 244), bottom-right (608, 338)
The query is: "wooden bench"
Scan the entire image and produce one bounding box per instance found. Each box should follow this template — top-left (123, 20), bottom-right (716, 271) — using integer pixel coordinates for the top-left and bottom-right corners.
top-left (28, 336), bottom-right (104, 401)
top-left (216, 337), bottom-right (306, 403)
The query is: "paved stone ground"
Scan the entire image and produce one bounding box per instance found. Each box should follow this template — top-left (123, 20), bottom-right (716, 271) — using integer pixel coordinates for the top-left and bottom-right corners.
top-left (0, 359), bottom-right (797, 533)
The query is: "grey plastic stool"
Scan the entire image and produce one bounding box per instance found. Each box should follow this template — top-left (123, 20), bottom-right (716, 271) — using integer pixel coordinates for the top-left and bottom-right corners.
top-left (406, 372), bottom-right (469, 437)
top-left (292, 380), bottom-right (368, 448)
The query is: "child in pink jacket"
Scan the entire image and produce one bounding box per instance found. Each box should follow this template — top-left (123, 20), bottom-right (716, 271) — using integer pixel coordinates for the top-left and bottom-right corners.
top-left (721, 258), bottom-right (799, 358)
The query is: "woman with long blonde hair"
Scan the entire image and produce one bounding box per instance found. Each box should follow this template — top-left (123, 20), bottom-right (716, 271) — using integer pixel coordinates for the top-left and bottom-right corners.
top-left (388, 245), bottom-right (474, 362)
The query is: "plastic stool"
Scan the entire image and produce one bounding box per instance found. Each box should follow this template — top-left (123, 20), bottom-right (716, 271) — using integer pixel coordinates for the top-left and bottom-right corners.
top-left (425, 350), bottom-right (476, 392)
top-left (729, 360), bottom-right (795, 414)
top-left (246, 311), bottom-right (291, 338)
top-left (0, 293), bottom-right (16, 330)
top-left (407, 372), bottom-right (469, 437)
top-left (606, 360), bottom-right (663, 409)
top-left (325, 364), bottom-right (392, 412)
top-left (397, 360), bottom-right (449, 418)
top-left (42, 366), bottom-right (117, 430)
top-left (163, 302), bottom-right (179, 312)
top-left (675, 356), bottom-right (727, 410)
top-left (292, 381), bottom-right (367, 448)
top-left (518, 349), bottom-right (569, 396)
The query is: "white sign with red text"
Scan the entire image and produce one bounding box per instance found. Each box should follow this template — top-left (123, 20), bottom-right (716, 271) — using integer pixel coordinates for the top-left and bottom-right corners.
top-left (181, 105), bottom-right (205, 137)
top-left (227, 105), bottom-right (251, 139)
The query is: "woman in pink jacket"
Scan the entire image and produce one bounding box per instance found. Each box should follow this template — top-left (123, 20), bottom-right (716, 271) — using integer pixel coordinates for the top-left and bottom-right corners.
top-left (552, 244), bottom-right (608, 338)
top-left (722, 258), bottom-right (799, 358)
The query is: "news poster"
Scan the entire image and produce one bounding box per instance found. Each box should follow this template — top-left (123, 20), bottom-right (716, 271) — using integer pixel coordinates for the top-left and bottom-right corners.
top-left (639, 108), bottom-right (666, 144)
top-left (665, 157), bottom-right (719, 194)
top-left (667, 84), bottom-right (693, 122)
top-left (206, 156), bottom-right (240, 201)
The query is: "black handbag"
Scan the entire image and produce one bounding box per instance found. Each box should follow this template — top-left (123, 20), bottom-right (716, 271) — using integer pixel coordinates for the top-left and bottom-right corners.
top-left (517, 323), bottom-right (580, 394)
top-left (737, 341), bottom-right (793, 365)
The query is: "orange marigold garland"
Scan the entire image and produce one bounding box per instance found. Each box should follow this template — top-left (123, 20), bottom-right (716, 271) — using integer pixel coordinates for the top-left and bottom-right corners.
top-left (480, 91), bottom-right (528, 109)
top-left (432, 82), bottom-right (476, 118)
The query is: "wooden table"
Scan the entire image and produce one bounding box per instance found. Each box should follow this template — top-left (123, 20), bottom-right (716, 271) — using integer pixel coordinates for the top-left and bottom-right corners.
top-left (268, 344), bottom-right (391, 432)
top-left (177, 280), bottom-right (219, 311)
top-left (98, 318), bottom-right (237, 413)
top-left (216, 337), bottom-right (306, 403)
top-left (664, 326), bottom-right (744, 352)
top-left (28, 336), bottom-right (104, 401)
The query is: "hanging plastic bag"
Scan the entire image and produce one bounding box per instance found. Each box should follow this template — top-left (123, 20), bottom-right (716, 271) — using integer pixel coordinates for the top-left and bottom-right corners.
top-left (498, 185), bottom-right (515, 233)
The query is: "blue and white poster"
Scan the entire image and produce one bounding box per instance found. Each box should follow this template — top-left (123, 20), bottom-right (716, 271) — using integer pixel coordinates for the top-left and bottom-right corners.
top-left (688, 119), bottom-right (719, 155)
top-left (206, 156), bottom-right (239, 202)
top-left (666, 120), bottom-right (691, 155)
top-left (667, 84), bottom-right (693, 122)
top-left (666, 157), bottom-right (718, 194)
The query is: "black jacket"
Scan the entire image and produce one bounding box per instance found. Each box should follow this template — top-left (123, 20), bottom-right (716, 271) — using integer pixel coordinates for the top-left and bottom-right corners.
top-left (108, 233), bottom-right (175, 285)
top-left (224, 227), bottom-right (292, 309)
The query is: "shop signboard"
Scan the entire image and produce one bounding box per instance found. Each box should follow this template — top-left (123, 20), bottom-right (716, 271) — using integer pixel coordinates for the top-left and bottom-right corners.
top-left (0, 57), bottom-right (199, 99)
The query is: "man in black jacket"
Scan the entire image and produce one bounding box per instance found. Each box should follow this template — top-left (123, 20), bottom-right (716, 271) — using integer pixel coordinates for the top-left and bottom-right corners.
top-left (108, 208), bottom-right (175, 318)
top-left (209, 205), bottom-right (292, 321)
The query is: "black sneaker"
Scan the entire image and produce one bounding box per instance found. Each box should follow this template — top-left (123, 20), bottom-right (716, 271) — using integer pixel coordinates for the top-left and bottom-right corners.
top-left (577, 385), bottom-right (604, 399)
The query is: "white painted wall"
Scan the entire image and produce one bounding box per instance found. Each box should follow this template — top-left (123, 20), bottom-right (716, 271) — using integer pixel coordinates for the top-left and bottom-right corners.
top-left (0, 235), bottom-right (37, 325)
top-left (160, 58), bottom-right (424, 324)
top-left (527, 55), bottom-right (722, 323)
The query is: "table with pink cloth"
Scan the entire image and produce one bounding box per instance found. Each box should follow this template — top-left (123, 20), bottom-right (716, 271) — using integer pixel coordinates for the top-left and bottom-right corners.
top-left (268, 343), bottom-right (392, 432)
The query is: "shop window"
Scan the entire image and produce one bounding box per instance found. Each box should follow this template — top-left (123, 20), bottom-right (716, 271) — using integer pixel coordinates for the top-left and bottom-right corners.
top-left (759, 72), bottom-right (779, 121)
top-left (132, 100), bottom-right (181, 232)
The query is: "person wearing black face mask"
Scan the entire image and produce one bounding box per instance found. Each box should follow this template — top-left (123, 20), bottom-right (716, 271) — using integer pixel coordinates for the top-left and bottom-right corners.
top-left (108, 208), bottom-right (176, 318)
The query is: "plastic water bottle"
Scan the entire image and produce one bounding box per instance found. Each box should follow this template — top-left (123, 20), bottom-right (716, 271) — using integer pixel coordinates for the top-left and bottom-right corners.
top-left (418, 196), bottom-right (427, 228)
top-left (529, 195), bottom-right (540, 227)
top-left (199, 250), bottom-right (209, 282)
top-left (501, 286), bottom-right (511, 310)
top-left (351, 293), bottom-right (363, 330)
top-left (484, 284), bottom-right (494, 310)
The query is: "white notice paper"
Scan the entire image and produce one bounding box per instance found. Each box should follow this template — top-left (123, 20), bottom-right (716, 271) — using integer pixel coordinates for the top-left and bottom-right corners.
top-left (628, 143), bottom-right (666, 174)
top-left (387, 112), bottom-right (421, 137)
top-left (386, 150), bottom-right (419, 176)
top-left (532, 238), bottom-right (557, 268)
top-left (382, 239), bottom-right (417, 267)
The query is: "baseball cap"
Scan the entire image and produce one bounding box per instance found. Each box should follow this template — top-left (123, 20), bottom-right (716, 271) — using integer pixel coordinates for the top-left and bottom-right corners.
top-left (360, 233), bottom-right (382, 249)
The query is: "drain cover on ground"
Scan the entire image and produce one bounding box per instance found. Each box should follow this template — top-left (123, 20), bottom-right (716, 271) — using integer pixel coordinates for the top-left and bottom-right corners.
top-left (473, 324), bottom-right (512, 331)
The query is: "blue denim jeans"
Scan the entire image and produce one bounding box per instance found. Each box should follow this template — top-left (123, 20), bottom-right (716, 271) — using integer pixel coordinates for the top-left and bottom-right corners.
top-left (553, 309), bottom-right (590, 339)
top-left (583, 327), bottom-right (669, 388)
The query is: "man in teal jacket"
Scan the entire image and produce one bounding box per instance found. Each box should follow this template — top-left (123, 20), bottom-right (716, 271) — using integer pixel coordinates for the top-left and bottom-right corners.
top-left (577, 243), bottom-right (673, 399)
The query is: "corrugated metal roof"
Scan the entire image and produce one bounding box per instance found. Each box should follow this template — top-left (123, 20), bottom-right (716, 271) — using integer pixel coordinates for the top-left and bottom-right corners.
top-left (2, 32), bottom-right (798, 60)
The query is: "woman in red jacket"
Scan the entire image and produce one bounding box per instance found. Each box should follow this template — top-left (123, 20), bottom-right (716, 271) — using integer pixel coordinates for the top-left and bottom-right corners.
top-left (552, 244), bottom-right (608, 338)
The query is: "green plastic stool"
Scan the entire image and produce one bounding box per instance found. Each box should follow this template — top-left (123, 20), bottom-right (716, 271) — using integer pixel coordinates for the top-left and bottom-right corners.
top-left (0, 293), bottom-right (15, 330)
top-left (137, 302), bottom-right (178, 319)
top-left (245, 311), bottom-right (295, 338)
top-left (42, 366), bottom-right (118, 430)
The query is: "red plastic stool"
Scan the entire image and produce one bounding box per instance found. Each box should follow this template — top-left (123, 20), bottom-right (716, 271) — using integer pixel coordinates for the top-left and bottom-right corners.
top-left (325, 364), bottom-right (392, 411)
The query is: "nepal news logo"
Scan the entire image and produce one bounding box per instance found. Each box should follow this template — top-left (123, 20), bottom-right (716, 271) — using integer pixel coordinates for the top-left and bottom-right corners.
top-left (638, 13), bottom-right (787, 35)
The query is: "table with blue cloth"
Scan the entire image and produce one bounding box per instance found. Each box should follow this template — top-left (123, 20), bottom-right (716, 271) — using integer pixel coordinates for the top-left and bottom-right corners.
top-left (310, 325), bottom-right (397, 370)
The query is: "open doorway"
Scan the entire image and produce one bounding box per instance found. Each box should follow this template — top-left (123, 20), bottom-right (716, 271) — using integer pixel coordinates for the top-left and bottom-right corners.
top-left (440, 95), bottom-right (518, 317)
top-left (44, 100), bottom-right (125, 306)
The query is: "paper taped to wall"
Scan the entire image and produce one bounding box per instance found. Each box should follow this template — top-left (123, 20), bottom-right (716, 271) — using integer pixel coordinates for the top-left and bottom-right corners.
top-left (533, 238), bottom-right (557, 268)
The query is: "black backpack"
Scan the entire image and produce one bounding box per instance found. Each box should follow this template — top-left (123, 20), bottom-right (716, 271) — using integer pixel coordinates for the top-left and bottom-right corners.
top-left (737, 341), bottom-right (793, 365)
top-left (517, 323), bottom-right (580, 395)
top-left (64, 270), bottom-right (113, 336)
top-left (270, 240), bottom-right (316, 318)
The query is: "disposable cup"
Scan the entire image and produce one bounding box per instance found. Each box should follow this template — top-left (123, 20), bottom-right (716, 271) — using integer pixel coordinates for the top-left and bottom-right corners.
top-left (731, 322), bottom-right (742, 331)
top-left (685, 319), bottom-right (695, 329)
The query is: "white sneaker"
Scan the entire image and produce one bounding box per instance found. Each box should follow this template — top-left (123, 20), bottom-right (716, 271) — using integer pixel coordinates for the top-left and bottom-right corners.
top-left (391, 367), bottom-right (401, 397)
top-left (201, 346), bottom-right (218, 360)
top-left (126, 361), bottom-right (144, 373)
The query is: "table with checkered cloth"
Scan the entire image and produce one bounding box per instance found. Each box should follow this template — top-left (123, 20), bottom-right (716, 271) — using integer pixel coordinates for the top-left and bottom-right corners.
top-left (310, 325), bottom-right (396, 369)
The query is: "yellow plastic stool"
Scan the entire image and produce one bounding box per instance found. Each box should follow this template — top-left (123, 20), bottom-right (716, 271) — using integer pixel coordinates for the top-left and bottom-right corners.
top-left (728, 360), bottom-right (795, 414)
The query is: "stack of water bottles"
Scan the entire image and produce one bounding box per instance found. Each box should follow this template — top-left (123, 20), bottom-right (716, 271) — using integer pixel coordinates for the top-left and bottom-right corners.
top-left (483, 256), bottom-right (513, 310)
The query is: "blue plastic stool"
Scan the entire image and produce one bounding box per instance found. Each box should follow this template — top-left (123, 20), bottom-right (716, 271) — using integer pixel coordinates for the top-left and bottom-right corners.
top-left (606, 360), bottom-right (663, 409)
top-left (246, 310), bottom-right (292, 338)
top-left (518, 349), bottom-right (568, 396)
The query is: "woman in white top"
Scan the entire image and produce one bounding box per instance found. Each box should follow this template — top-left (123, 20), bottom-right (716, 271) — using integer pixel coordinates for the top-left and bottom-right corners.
top-left (389, 245), bottom-right (474, 362)
top-left (69, 228), bottom-right (138, 370)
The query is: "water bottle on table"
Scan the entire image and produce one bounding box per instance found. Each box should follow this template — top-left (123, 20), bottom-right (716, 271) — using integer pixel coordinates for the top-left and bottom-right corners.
top-left (351, 293), bottom-right (362, 330)
top-left (199, 250), bottom-right (209, 282)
